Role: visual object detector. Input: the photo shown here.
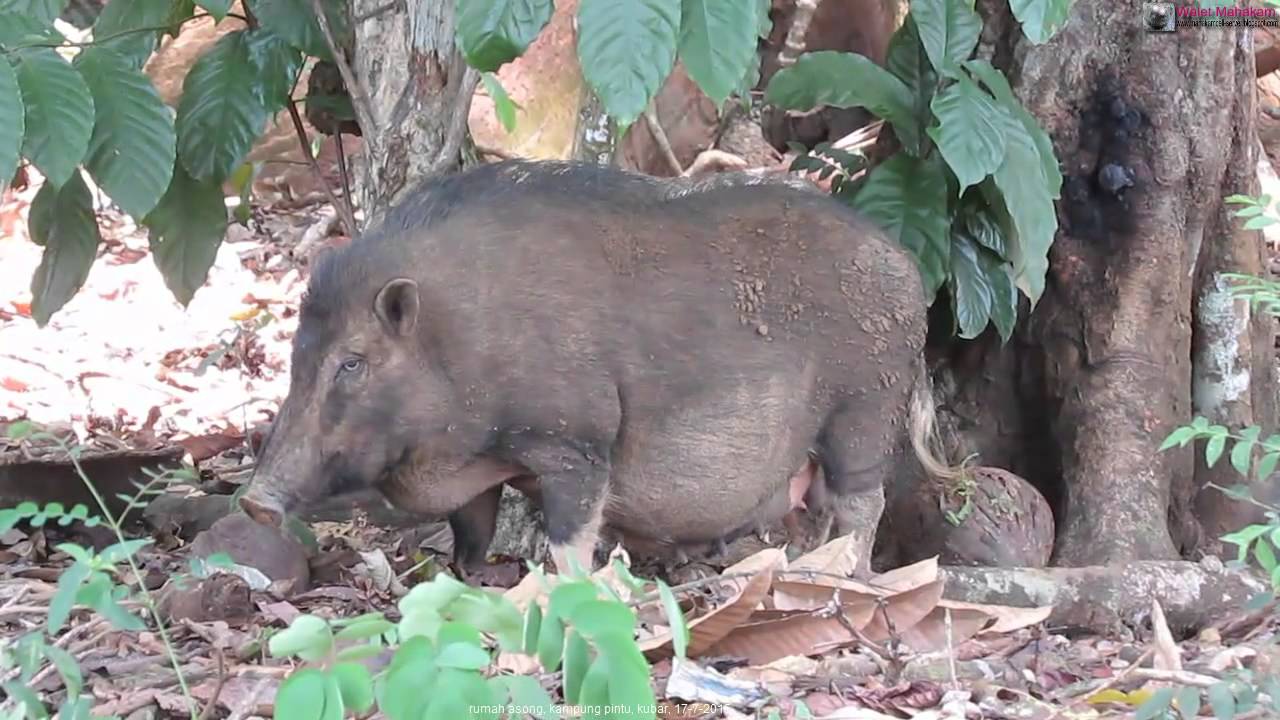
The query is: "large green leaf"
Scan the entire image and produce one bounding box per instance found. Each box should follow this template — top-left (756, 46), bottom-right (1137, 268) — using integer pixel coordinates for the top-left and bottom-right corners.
top-left (0, 58), bottom-right (22, 189)
top-left (13, 48), bottom-right (95, 188)
top-left (0, 0), bottom-right (66, 23)
top-left (92, 0), bottom-right (180, 69)
top-left (195, 0), bottom-right (232, 20)
top-left (1009, 0), bottom-right (1072, 44)
top-left (964, 59), bottom-right (1061, 199)
top-left (75, 47), bottom-right (175, 219)
top-left (949, 231), bottom-right (992, 339)
top-left (765, 51), bottom-right (921, 156)
top-left (177, 30), bottom-right (269, 184)
top-left (679, 0), bottom-right (760, 106)
top-left (884, 17), bottom-right (934, 158)
top-left (143, 163), bottom-right (228, 306)
top-left (988, 113), bottom-right (1057, 305)
top-left (851, 151), bottom-right (951, 300)
top-left (28, 171), bottom-right (103, 327)
top-left (927, 76), bottom-right (1007, 193)
top-left (981, 247), bottom-right (1018, 342)
top-left (455, 0), bottom-right (554, 73)
top-left (0, 12), bottom-right (64, 47)
top-left (576, 0), bottom-right (681, 128)
top-left (911, 0), bottom-right (982, 78)
top-left (245, 27), bottom-right (304, 113)
top-left (252, 0), bottom-right (351, 62)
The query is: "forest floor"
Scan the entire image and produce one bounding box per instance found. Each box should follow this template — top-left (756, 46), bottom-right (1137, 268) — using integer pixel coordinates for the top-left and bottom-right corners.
top-left (2, 98), bottom-right (1280, 720)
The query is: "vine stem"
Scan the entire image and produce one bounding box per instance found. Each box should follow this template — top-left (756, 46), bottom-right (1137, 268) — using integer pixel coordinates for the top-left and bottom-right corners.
top-left (52, 436), bottom-right (198, 717)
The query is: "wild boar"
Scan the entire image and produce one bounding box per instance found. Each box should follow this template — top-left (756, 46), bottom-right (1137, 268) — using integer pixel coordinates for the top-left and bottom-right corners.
top-left (239, 160), bottom-right (955, 575)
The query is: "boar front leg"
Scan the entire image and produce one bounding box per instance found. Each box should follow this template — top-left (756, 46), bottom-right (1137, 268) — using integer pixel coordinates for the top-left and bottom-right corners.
top-left (521, 445), bottom-right (611, 576)
top-left (448, 485), bottom-right (503, 574)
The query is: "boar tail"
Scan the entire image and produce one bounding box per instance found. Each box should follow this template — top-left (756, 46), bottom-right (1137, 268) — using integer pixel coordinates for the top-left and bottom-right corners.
top-left (907, 362), bottom-right (964, 481)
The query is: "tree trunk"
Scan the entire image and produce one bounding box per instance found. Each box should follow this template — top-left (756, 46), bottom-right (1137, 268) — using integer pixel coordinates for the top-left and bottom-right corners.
top-left (939, 0), bottom-right (1276, 566)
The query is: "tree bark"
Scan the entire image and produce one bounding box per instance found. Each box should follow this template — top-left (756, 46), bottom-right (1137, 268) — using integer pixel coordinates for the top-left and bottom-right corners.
top-left (947, 0), bottom-right (1275, 566)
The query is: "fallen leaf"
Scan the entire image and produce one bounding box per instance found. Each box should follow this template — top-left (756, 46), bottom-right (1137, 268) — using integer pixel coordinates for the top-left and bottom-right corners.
top-left (788, 533), bottom-right (860, 577)
top-left (1151, 598), bottom-right (1182, 675)
top-left (703, 606), bottom-right (874, 666)
top-left (865, 557), bottom-right (939, 594)
top-left (1, 377), bottom-right (29, 392)
top-left (862, 580), bottom-right (946, 643)
top-left (895, 604), bottom-right (993, 653)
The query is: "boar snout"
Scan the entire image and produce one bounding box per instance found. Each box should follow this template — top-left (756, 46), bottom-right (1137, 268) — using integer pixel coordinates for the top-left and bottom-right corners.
top-left (239, 484), bottom-right (292, 528)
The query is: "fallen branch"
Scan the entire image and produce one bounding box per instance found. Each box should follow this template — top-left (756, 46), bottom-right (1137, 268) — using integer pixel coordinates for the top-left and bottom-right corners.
top-left (940, 561), bottom-right (1268, 633)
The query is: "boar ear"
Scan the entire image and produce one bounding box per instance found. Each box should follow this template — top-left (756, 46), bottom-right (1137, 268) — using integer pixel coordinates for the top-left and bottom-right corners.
top-left (374, 278), bottom-right (420, 337)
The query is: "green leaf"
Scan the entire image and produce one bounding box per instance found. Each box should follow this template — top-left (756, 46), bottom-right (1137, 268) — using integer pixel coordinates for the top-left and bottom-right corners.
top-left (196, 0), bottom-right (232, 20)
top-left (1175, 685), bottom-right (1201, 720)
top-left (13, 48), bottom-right (93, 188)
top-left (253, 0), bottom-right (350, 61)
top-left (950, 232), bottom-right (994, 339)
top-left (28, 171), bottom-right (102, 326)
top-left (561, 630), bottom-right (591, 705)
top-left (765, 51), bottom-right (920, 156)
top-left (576, 0), bottom-right (681, 128)
top-left (1255, 538), bottom-right (1277, 573)
top-left (522, 601), bottom-right (543, 655)
top-left (42, 644), bottom-right (82, 697)
top-left (577, 654), bottom-right (610, 712)
top-left (678, 0), bottom-right (760, 105)
top-left (911, 0), bottom-right (982, 78)
top-left (176, 30), bottom-right (270, 184)
top-left (595, 634), bottom-right (654, 718)
top-left (49, 561), bottom-right (92, 633)
top-left (568, 600), bottom-right (638, 639)
top-left (422, 675), bottom-right (470, 720)
top-left (1009, 0), bottom-right (1073, 44)
top-left (435, 642), bottom-right (491, 671)
top-left (657, 580), bottom-right (689, 659)
top-left (379, 637), bottom-right (436, 720)
top-left (1205, 434), bottom-right (1227, 468)
top-left (334, 615), bottom-right (395, 642)
top-left (1244, 215), bottom-right (1280, 230)
top-left (547, 581), bottom-right (602, 619)
top-left (986, 110), bottom-right (1057, 305)
top-left (0, 12), bottom-right (63, 49)
top-left (274, 668), bottom-right (337, 720)
top-left (1230, 436), bottom-right (1256, 477)
top-left (245, 27), bottom-right (304, 113)
top-left (501, 674), bottom-right (555, 720)
top-left (330, 663), bottom-right (374, 714)
top-left (0, 0), bottom-right (66, 23)
top-left (963, 59), bottom-right (1061, 199)
top-left (852, 151), bottom-right (951, 300)
top-left (1159, 426), bottom-right (1197, 451)
top-left (886, 15), bottom-right (935, 97)
top-left (2, 681), bottom-right (46, 719)
top-left (399, 573), bottom-right (469, 615)
top-left (928, 77), bottom-right (1007, 193)
top-left (1136, 688), bottom-right (1175, 720)
top-left (1207, 682), bottom-right (1235, 720)
top-left (92, 0), bottom-right (179, 69)
top-left (142, 163), bottom-right (228, 306)
top-left (1225, 194), bottom-right (1260, 205)
top-left (0, 56), bottom-right (22, 189)
top-left (481, 72), bottom-right (517, 133)
top-left (268, 615), bottom-right (334, 662)
top-left (99, 538), bottom-right (151, 564)
top-left (74, 47), bottom-right (175, 219)
top-left (982, 253), bottom-right (1017, 343)
top-left (455, 0), bottom-right (554, 73)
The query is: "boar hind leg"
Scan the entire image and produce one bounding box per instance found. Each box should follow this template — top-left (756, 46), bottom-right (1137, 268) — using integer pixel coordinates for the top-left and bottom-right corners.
top-left (816, 409), bottom-right (899, 577)
top-left (448, 485), bottom-right (503, 574)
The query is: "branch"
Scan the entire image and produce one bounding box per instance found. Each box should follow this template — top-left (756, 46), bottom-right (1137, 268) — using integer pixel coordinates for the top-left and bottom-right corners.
top-left (643, 103), bottom-right (683, 175)
top-left (308, 0), bottom-right (379, 139)
top-left (778, 0), bottom-right (822, 69)
top-left (426, 59), bottom-right (481, 177)
top-left (287, 99), bottom-right (359, 237)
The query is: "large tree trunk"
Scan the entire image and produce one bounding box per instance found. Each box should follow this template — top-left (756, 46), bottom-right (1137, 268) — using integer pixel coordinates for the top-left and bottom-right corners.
top-left (937, 0), bottom-right (1276, 566)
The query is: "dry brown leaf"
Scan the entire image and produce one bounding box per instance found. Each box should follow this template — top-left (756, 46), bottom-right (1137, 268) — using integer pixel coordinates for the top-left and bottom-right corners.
top-left (813, 708), bottom-right (903, 720)
top-left (972, 602), bottom-right (1053, 635)
top-left (495, 651), bottom-right (541, 674)
top-left (502, 565), bottom-right (557, 612)
top-left (772, 579), bottom-right (882, 616)
top-left (641, 547), bottom-right (786, 659)
top-left (861, 579), bottom-right (945, 643)
top-left (788, 533), bottom-right (859, 577)
top-left (701, 607), bottom-right (871, 666)
top-left (895, 604), bottom-right (993, 653)
top-left (866, 557), bottom-right (939, 593)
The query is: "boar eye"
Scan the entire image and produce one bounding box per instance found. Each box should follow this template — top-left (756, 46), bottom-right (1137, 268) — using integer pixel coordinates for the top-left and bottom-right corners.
top-left (338, 357), bottom-right (364, 375)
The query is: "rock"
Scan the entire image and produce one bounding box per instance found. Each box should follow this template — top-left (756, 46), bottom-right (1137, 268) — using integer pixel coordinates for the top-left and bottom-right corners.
top-left (144, 492), bottom-right (235, 541)
top-left (189, 513), bottom-right (311, 595)
top-left (156, 573), bottom-right (254, 624)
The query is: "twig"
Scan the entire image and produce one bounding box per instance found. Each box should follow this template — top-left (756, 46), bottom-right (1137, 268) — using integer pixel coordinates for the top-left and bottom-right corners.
top-left (1046, 646), bottom-right (1155, 719)
top-left (198, 649), bottom-right (228, 720)
top-left (333, 133), bottom-right (355, 231)
top-left (286, 99), bottom-right (358, 237)
top-left (1127, 668), bottom-right (1224, 688)
top-left (944, 607), bottom-right (959, 692)
top-left (778, 0), bottom-right (822, 69)
top-left (0, 604), bottom-right (50, 620)
top-left (307, 0), bottom-right (379, 138)
top-left (9, 618), bottom-right (106, 689)
top-left (426, 60), bottom-right (482, 177)
top-left (643, 104), bottom-right (683, 175)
